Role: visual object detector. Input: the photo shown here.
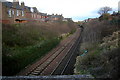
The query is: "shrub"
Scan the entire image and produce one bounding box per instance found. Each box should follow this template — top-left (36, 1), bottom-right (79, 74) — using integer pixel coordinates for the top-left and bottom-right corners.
top-left (2, 38), bottom-right (60, 76)
top-left (99, 13), bottom-right (111, 21)
top-left (75, 16), bottom-right (120, 79)
top-left (2, 21), bottom-right (76, 76)
top-left (82, 19), bottom-right (119, 43)
top-left (75, 47), bottom-right (120, 78)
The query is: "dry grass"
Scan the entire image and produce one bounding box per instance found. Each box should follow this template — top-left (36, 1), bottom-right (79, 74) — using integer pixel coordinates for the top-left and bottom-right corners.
top-left (74, 16), bottom-right (120, 79)
top-left (2, 21), bottom-right (76, 76)
top-left (80, 18), bottom-right (119, 50)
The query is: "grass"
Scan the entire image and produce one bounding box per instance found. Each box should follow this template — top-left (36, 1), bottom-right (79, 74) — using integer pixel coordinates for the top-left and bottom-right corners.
top-left (75, 43), bottom-right (102, 74)
top-left (75, 43), bottom-right (120, 78)
top-left (74, 15), bottom-right (120, 79)
top-left (2, 21), bottom-right (76, 76)
top-left (3, 38), bottom-right (60, 75)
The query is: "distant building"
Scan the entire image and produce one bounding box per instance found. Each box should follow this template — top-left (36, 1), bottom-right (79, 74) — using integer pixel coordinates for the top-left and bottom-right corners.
top-left (62, 18), bottom-right (68, 21)
top-left (63, 18), bottom-right (72, 22)
top-left (48, 14), bottom-right (64, 22)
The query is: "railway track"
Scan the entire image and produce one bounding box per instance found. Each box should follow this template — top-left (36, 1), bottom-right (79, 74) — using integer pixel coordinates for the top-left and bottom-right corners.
top-left (51, 28), bottom-right (81, 75)
top-left (17, 28), bottom-right (81, 76)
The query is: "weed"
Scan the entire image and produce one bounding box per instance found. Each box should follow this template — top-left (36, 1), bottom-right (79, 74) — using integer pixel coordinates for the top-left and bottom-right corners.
top-left (2, 21), bottom-right (76, 76)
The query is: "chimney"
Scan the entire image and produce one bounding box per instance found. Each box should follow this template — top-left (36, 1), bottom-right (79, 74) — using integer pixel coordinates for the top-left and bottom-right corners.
top-left (33, 7), bottom-right (38, 13)
top-left (21, 2), bottom-right (25, 8)
top-left (13, 0), bottom-right (19, 8)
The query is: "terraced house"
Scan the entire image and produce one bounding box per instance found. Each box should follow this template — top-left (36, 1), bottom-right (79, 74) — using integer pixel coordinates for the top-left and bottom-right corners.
top-left (0, 0), bottom-right (48, 24)
top-left (1, 0), bottom-right (26, 23)
top-left (0, 0), bottom-right (68, 24)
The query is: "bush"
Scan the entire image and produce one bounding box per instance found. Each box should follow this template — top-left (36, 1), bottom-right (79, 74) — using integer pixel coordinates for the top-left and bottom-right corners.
top-left (82, 19), bottom-right (119, 43)
top-left (110, 17), bottom-right (120, 26)
top-left (2, 20), bottom-right (76, 76)
top-left (75, 47), bottom-right (120, 78)
top-left (75, 46), bottom-right (102, 74)
top-left (2, 22), bottom-right (74, 75)
top-left (2, 24), bottom-right (42, 47)
top-left (99, 13), bottom-right (111, 21)
top-left (75, 16), bottom-right (120, 79)
top-left (2, 38), bottom-right (60, 76)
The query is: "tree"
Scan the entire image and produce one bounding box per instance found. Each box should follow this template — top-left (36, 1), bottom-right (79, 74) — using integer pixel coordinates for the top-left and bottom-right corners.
top-left (99, 13), bottom-right (111, 21)
top-left (98, 6), bottom-right (112, 15)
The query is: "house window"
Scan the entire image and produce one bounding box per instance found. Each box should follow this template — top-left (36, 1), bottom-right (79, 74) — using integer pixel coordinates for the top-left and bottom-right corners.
top-left (31, 8), bottom-right (34, 12)
top-left (34, 14), bottom-right (36, 18)
top-left (34, 14), bottom-right (35, 18)
top-left (17, 10), bottom-right (19, 16)
top-left (8, 9), bottom-right (12, 17)
top-left (31, 14), bottom-right (33, 18)
top-left (12, 10), bottom-right (14, 15)
top-left (22, 11), bottom-right (24, 16)
top-left (32, 14), bottom-right (34, 18)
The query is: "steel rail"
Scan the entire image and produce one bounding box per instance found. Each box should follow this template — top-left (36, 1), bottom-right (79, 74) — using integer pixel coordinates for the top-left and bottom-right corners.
top-left (51, 28), bottom-right (81, 75)
top-left (27, 32), bottom-right (77, 76)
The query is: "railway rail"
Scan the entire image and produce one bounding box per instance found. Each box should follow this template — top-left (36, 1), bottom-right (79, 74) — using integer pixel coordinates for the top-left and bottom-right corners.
top-left (17, 28), bottom-right (81, 76)
top-left (52, 28), bottom-right (81, 75)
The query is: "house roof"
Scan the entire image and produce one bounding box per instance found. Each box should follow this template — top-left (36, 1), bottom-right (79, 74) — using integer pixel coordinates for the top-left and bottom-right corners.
top-left (32, 7), bottom-right (38, 13)
top-left (51, 15), bottom-right (63, 18)
top-left (25, 6), bottom-right (31, 11)
top-left (40, 13), bottom-right (47, 16)
top-left (16, 5), bottom-right (21, 9)
top-left (3, 2), bottom-right (13, 8)
top-left (2, 2), bottom-right (23, 10)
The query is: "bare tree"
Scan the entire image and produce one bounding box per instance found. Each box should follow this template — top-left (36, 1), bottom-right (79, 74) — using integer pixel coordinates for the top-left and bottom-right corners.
top-left (98, 6), bottom-right (112, 15)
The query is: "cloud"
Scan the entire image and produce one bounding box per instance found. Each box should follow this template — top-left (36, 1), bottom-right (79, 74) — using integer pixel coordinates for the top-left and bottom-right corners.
top-left (6, 0), bottom-right (120, 21)
top-left (0, 0), bottom-right (7, 2)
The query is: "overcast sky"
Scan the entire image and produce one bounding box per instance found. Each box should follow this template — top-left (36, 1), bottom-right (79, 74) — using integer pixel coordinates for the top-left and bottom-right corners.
top-left (5, 0), bottom-right (120, 21)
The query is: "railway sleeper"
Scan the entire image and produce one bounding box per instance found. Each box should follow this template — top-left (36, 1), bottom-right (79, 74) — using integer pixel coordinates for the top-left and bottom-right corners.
top-left (31, 72), bottom-right (39, 75)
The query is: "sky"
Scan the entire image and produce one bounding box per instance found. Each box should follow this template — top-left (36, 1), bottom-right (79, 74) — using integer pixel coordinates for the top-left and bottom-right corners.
top-left (5, 0), bottom-right (120, 21)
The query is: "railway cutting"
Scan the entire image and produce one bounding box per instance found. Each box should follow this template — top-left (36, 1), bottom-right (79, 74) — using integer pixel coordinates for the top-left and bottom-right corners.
top-left (17, 27), bottom-right (82, 76)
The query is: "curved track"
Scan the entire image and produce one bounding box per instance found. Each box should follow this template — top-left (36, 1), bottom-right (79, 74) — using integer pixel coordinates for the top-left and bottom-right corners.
top-left (17, 28), bottom-right (81, 76)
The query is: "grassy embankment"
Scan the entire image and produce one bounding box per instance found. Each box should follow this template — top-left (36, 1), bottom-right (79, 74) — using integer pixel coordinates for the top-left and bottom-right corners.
top-left (74, 16), bottom-right (120, 78)
top-left (2, 21), bottom-right (76, 76)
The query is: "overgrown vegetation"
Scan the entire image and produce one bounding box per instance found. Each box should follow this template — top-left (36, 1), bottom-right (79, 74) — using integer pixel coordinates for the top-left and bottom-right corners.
top-left (2, 21), bottom-right (76, 76)
top-left (74, 14), bottom-right (120, 79)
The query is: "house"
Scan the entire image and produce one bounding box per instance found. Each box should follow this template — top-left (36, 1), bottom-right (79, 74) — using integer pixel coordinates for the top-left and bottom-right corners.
top-left (1, 1), bottom-right (15, 23)
top-left (1, 0), bottom-right (30, 23)
top-left (31, 7), bottom-right (38, 20)
top-left (62, 18), bottom-right (68, 22)
top-left (0, 0), bottom-right (66, 24)
top-left (40, 13), bottom-right (48, 22)
top-left (63, 18), bottom-right (72, 22)
top-left (0, 0), bottom-right (43, 23)
top-left (49, 14), bottom-right (63, 22)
